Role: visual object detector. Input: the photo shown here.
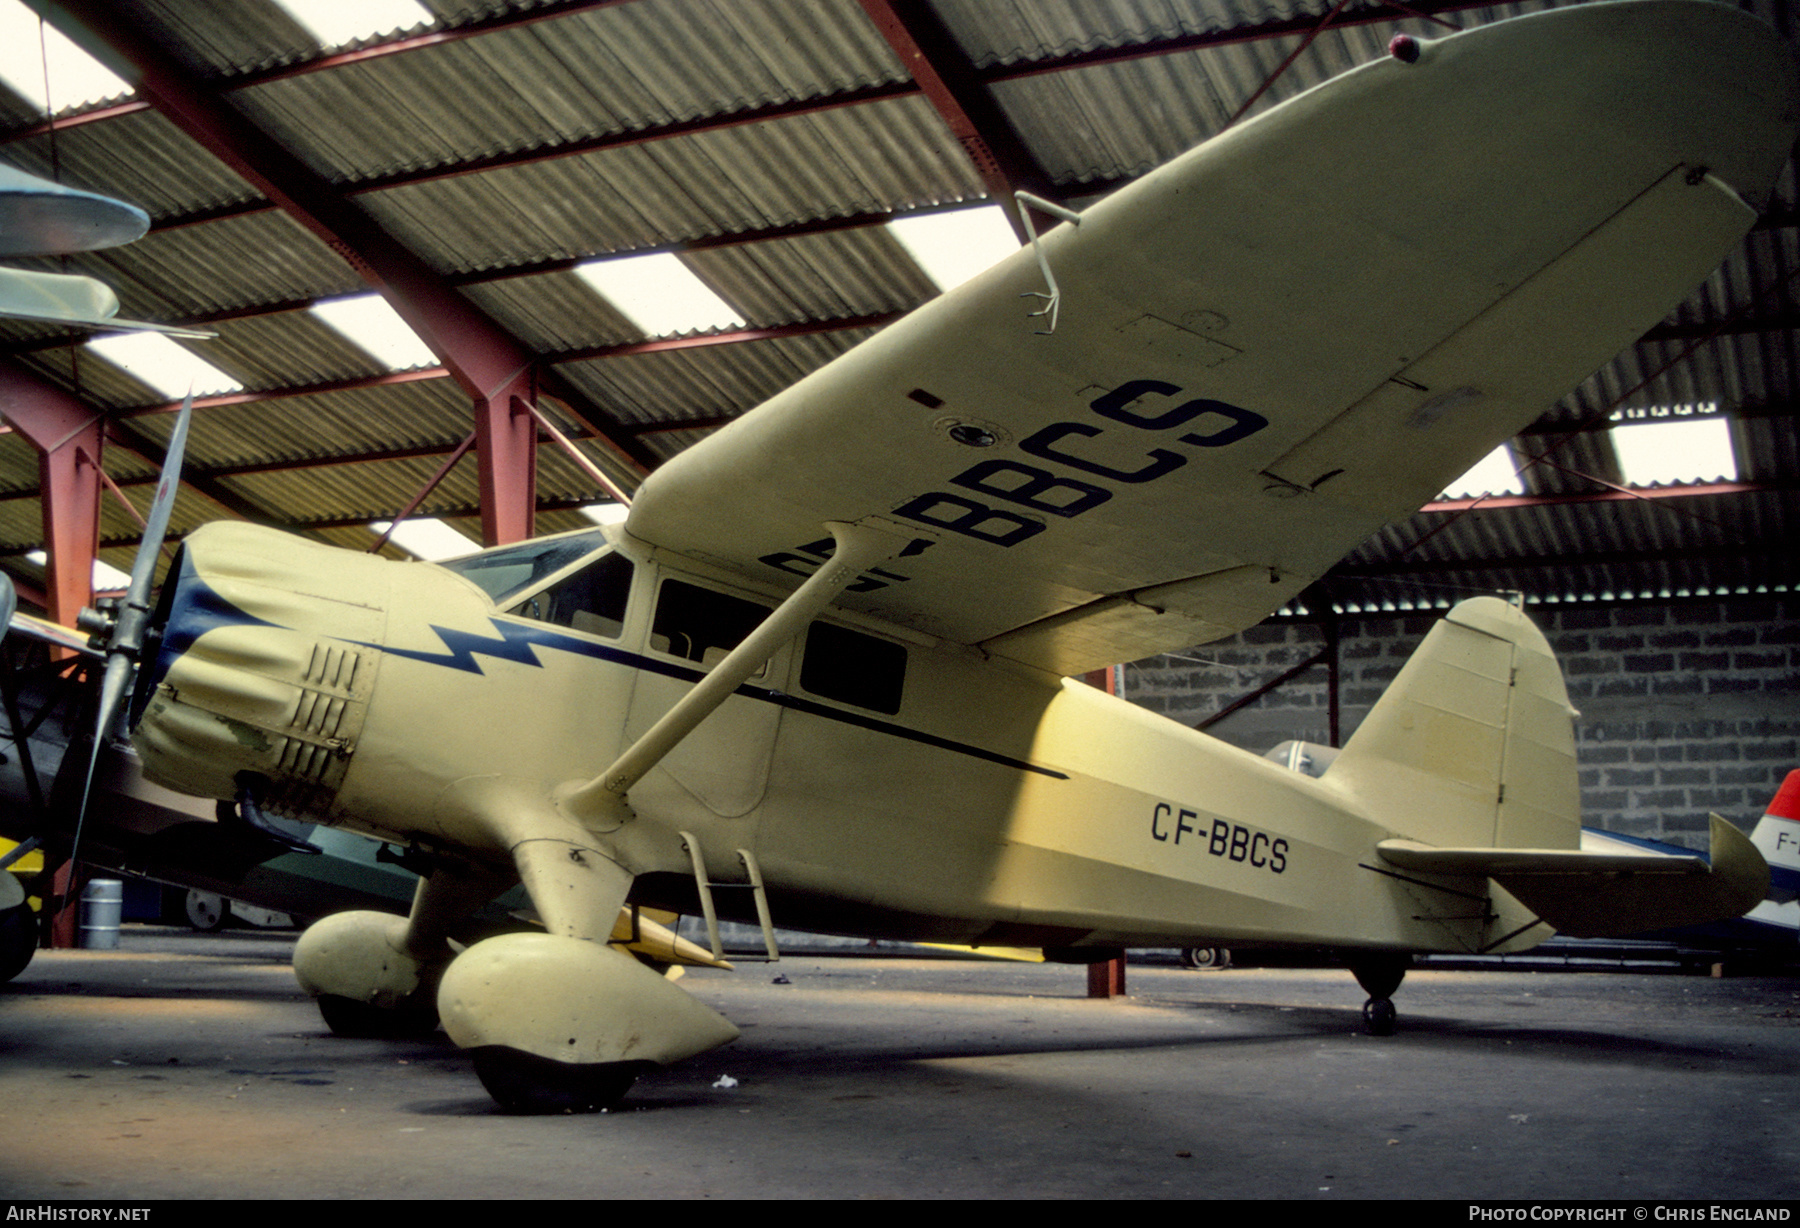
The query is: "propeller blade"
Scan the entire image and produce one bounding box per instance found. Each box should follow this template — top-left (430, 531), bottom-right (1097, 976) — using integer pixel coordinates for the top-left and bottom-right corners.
top-left (124, 386), bottom-right (192, 618)
top-left (67, 387), bottom-right (194, 866)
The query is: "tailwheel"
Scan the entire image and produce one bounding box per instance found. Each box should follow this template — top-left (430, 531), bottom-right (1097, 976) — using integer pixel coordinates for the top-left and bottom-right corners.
top-left (470, 1046), bottom-right (650, 1115)
top-left (1180, 946), bottom-right (1231, 970)
top-left (1350, 953), bottom-right (1410, 1036)
top-left (1362, 997), bottom-right (1397, 1036)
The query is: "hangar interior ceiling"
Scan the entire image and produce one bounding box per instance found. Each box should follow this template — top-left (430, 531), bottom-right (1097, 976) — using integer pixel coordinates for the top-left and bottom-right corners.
top-left (0, 0), bottom-right (1793, 622)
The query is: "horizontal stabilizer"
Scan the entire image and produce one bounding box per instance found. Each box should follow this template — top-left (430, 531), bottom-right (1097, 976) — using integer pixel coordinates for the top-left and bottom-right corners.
top-left (1379, 815), bottom-right (1768, 938)
top-left (1377, 842), bottom-right (1707, 876)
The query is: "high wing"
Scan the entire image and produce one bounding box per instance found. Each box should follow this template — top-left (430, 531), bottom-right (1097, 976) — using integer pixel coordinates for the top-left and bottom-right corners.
top-left (625, 2), bottom-right (1795, 675)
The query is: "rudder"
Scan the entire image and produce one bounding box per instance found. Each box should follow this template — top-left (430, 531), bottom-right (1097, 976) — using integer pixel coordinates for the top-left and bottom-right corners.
top-left (1327, 596), bottom-right (1580, 851)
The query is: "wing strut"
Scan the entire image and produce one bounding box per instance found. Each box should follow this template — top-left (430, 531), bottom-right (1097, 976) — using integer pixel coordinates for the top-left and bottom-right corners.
top-left (560, 520), bottom-right (906, 826)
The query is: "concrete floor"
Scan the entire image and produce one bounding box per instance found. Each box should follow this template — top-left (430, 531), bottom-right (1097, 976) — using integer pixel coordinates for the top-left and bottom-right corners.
top-left (1, 927), bottom-right (1797, 1200)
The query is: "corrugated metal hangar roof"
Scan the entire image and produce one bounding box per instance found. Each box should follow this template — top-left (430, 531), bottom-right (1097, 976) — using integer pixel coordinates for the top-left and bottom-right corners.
top-left (0, 0), bottom-right (1794, 619)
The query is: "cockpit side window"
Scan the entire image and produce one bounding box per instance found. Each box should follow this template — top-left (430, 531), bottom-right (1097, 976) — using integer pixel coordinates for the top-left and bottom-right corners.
top-left (511, 551), bottom-right (634, 639)
top-left (650, 579), bottom-right (770, 668)
top-left (438, 531), bottom-right (609, 606)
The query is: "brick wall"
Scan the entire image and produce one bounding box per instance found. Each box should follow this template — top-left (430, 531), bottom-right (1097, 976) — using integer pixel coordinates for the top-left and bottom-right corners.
top-left (1122, 596), bottom-right (1799, 846)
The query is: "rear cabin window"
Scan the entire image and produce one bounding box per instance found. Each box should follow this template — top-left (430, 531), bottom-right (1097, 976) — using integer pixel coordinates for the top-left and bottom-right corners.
top-left (800, 622), bottom-right (906, 715)
top-left (651, 580), bottom-right (770, 668)
top-left (511, 551), bottom-right (634, 639)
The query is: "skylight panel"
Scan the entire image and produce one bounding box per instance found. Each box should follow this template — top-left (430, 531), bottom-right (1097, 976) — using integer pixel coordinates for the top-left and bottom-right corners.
top-left (271, 0), bottom-right (432, 49)
top-left (85, 333), bottom-right (242, 399)
top-left (1611, 415), bottom-right (1737, 486)
top-left (0, 0), bottom-right (131, 112)
top-left (372, 518), bottom-right (477, 562)
top-left (886, 206), bottom-right (1020, 293)
top-left (1440, 445), bottom-right (1525, 500)
top-left (575, 253), bottom-right (743, 339)
top-left (26, 549), bottom-right (130, 591)
top-left (310, 294), bottom-right (437, 371)
top-left (579, 503), bottom-right (629, 526)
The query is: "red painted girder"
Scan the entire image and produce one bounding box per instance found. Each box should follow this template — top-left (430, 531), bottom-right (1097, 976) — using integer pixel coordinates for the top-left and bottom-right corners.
top-left (44, 1), bottom-right (542, 404)
top-left (349, 81), bottom-right (914, 194)
top-left (67, 5), bottom-right (1527, 236)
top-left (1328, 542), bottom-right (1784, 581)
top-left (0, 357), bottom-right (100, 453)
top-left (366, 431), bottom-right (478, 554)
top-left (47, 1), bottom-right (652, 488)
top-left (557, 312), bottom-right (903, 364)
top-left (0, 205), bottom-right (963, 358)
top-left (113, 368), bottom-right (449, 418)
top-left (983, 0), bottom-right (1491, 83)
top-left (239, 0), bottom-right (629, 87)
top-left (857, 0), bottom-right (1051, 240)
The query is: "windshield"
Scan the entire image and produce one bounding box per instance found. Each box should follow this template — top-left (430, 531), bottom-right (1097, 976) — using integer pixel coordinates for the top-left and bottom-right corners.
top-left (436, 530), bottom-right (610, 606)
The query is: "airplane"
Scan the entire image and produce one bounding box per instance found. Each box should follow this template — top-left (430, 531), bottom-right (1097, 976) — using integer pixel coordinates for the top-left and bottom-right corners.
top-left (1750, 770), bottom-right (1800, 905)
top-left (0, 162), bottom-right (209, 336)
top-left (34, 0), bottom-right (1794, 1113)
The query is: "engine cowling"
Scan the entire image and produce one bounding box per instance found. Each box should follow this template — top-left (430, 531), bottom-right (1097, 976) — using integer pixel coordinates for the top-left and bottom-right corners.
top-left (132, 522), bottom-right (392, 816)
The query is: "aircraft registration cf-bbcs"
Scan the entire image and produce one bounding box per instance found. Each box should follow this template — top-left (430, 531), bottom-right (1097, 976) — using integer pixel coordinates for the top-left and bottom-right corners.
top-left (61, 1), bottom-right (1796, 1111)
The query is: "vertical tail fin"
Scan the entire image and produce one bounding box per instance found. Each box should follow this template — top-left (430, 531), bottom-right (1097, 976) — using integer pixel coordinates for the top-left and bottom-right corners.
top-left (1750, 769), bottom-right (1800, 903)
top-left (1328, 596), bottom-right (1580, 851)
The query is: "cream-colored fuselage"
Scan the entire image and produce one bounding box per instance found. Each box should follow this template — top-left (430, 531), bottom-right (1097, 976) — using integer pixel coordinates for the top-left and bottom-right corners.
top-left (140, 522), bottom-right (1488, 960)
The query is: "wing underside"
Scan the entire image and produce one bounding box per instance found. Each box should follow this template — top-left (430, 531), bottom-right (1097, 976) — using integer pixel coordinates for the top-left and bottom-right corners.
top-left (625, 2), bottom-right (1795, 675)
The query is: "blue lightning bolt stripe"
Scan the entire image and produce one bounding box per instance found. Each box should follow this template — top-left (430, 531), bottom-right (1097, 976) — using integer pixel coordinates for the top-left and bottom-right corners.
top-left (372, 618), bottom-right (1066, 778)
top-left (162, 592), bottom-right (1066, 781)
top-left (368, 617), bottom-right (705, 685)
top-left (373, 618), bottom-right (597, 674)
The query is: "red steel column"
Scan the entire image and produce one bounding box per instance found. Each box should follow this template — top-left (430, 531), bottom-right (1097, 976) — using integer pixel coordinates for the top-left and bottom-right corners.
top-left (0, 360), bottom-right (102, 629)
top-left (44, 433), bottom-right (99, 948)
top-left (0, 365), bottom-right (104, 950)
top-left (38, 428), bottom-right (101, 630)
top-left (1083, 665), bottom-right (1127, 999)
top-left (475, 369), bottom-right (537, 546)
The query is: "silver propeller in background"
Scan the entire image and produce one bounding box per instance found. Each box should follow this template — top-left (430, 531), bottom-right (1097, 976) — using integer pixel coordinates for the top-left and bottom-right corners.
top-left (67, 388), bottom-right (193, 862)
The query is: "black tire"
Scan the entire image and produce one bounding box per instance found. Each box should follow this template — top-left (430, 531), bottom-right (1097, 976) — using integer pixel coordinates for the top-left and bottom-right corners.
top-left (1363, 997), bottom-right (1397, 1036)
top-left (0, 903), bottom-right (35, 983)
top-left (316, 994), bottom-right (438, 1039)
top-left (1180, 947), bottom-right (1231, 970)
top-left (470, 1046), bottom-right (650, 1114)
